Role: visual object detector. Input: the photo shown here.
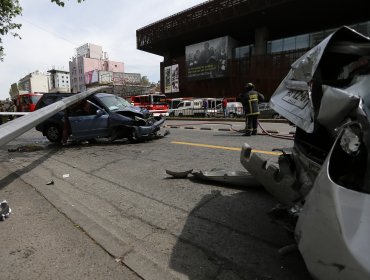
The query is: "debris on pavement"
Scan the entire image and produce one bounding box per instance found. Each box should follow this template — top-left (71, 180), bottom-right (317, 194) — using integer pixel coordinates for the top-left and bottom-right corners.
top-left (46, 180), bottom-right (55, 185)
top-left (191, 169), bottom-right (261, 187)
top-left (165, 168), bottom-right (262, 187)
top-left (8, 144), bottom-right (44, 153)
top-left (165, 169), bottom-right (193, 178)
top-left (153, 130), bottom-right (170, 139)
top-left (0, 200), bottom-right (12, 221)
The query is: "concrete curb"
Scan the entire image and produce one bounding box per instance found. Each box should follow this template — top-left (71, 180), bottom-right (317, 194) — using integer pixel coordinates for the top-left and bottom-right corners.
top-left (166, 117), bottom-right (288, 123)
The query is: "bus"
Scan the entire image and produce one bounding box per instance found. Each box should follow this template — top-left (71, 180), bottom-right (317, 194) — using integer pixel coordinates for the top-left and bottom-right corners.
top-left (131, 93), bottom-right (169, 116)
top-left (16, 93), bottom-right (43, 112)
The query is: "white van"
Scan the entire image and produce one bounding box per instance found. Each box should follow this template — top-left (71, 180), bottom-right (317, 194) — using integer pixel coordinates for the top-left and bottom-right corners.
top-left (173, 99), bottom-right (204, 116)
top-left (207, 101), bottom-right (244, 118)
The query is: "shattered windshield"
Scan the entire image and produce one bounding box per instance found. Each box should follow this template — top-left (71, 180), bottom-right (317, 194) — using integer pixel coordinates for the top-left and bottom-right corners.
top-left (99, 95), bottom-right (131, 111)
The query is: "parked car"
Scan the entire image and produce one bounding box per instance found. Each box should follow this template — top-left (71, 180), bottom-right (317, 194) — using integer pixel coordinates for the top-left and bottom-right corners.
top-left (258, 102), bottom-right (281, 119)
top-left (35, 92), bottom-right (165, 143)
top-left (173, 99), bottom-right (204, 117)
top-left (167, 97), bottom-right (192, 116)
top-left (206, 102), bottom-right (244, 118)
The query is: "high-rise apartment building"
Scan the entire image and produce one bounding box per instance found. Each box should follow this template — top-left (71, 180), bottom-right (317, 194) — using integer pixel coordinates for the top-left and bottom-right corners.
top-left (69, 43), bottom-right (124, 93)
top-left (48, 69), bottom-right (70, 93)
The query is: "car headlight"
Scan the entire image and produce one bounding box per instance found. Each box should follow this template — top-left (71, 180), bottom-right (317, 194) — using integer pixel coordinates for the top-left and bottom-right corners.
top-left (340, 125), bottom-right (361, 156)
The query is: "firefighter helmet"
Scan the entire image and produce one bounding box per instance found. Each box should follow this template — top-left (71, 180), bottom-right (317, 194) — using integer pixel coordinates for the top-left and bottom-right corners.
top-left (245, 82), bottom-right (255, 89)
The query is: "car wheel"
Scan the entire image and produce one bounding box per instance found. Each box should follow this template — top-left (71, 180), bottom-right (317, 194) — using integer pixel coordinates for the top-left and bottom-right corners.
top-left (46, 124), bottom-right (62, 143)
top-left (272, 113), bottom-right (280, 119)
top-left (178, 113), bottom-right (183, 117)
top-left (229, 113), bottom-right (235, 118)
top-left (128, 128), bottom-right (139, 143)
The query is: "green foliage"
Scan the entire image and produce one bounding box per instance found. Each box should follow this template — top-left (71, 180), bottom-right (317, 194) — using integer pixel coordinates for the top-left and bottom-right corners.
top-left (141, 76), bottom-right (150, 86)
top-left (0, 0), bottom-right (22, 61)
top-left (50, 0), bottom-right (85, 7)
top-left (0, 0), bottom-right (85, 61)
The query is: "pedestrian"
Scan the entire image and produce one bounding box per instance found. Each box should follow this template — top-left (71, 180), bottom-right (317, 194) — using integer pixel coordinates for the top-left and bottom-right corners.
top-left (238, 83), bottom-right (265, 136)
top-left (8, 101), bottom-right (16, 120)
top-left (0, 103), bottom-right (8, 125)
top-left (61, 108), bottom-right (71, 145)
top-left (222, 97), bottom-right (228, 117)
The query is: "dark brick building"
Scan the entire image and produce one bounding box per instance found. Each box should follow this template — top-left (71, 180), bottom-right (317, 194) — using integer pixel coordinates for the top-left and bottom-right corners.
top-left (137, 0), bottom-right (370, 100)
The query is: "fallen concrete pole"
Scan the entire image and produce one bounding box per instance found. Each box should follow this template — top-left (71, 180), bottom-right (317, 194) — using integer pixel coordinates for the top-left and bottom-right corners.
top-left (0, 86), bottom-right (110, 147)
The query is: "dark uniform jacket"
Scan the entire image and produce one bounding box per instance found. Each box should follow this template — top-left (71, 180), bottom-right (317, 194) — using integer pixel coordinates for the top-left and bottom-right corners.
top-left (239, 90), bottom-right (265, 116)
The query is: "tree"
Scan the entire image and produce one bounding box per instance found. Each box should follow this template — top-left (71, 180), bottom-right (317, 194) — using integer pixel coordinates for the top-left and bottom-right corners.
top-left (141, 76), bottom-right (150, 86)
top-left (0, 0), bottom-right (84, 61)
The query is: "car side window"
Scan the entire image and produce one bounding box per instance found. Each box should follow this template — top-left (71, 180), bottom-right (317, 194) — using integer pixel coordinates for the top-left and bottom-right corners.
top-left (70, 100), bottom-right (96, 116)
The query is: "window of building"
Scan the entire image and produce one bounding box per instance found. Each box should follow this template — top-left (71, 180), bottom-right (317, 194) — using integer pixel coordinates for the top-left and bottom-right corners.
top-left (283, 36), bottom-right (295, 51)
top-left (270, 40), bottom-right (283, 53)
top-left (234, 45), bottom-right (252, 59)
top-left (296, 34), bottom-right (309, 49)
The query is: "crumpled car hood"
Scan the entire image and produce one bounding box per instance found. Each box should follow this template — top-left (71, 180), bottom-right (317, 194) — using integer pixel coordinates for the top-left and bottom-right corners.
top-left (115, 106), bottom-right (149, 118)
top-left (270, 26), bottom-right (370, 133)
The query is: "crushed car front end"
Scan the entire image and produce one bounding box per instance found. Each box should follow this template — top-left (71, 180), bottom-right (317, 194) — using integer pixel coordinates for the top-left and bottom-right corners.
top-left (95, 93), bottom-right (165, 141)
top-left (241, 26), bottom-right (370, 280)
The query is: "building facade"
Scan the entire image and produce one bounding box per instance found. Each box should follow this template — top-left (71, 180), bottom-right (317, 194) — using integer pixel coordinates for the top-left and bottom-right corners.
top-left (136, 0), bottom-right (370, 100)
top-left (69, 43), bottom-right (124, 93)
top-left (47, 69), bottom-right (70, 93)
top-left (17, 70), bottom-right (50, 93)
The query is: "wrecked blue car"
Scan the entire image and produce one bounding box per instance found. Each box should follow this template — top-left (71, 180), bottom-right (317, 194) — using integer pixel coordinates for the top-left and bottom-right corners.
top-left (35, 92), bottom-right (165, 143)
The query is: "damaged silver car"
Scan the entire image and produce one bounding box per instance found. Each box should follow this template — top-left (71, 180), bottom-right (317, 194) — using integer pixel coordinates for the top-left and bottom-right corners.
top-left (240, 26), bottom-right (370, 280)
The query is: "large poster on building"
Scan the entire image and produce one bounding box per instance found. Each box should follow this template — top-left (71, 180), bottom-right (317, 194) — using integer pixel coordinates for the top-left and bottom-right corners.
top-left (85, 70), bottom-right (99, 85)
top-left (186, 36), bottom-right (233, 80)
top-left (164, 64), bottom-right (179, 93)
top-left (171, 64), bottom-right (179, 93)
top-left (99, 71), bottom-right (113, 84)
top-left (164, 66), bottom-right (171, 93)
top-left (112, 72), bottom-right (125, 85)
top-left (123, 73), bottom-right (141, 85)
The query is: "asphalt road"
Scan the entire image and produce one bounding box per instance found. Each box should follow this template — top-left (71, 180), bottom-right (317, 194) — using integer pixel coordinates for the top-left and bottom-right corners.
top-left (0, 120), bottom-right (312, 280)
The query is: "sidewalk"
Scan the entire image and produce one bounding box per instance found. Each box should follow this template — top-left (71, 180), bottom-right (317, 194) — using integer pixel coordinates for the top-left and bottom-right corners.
top-left (0, 163), bottom-right (142, 280)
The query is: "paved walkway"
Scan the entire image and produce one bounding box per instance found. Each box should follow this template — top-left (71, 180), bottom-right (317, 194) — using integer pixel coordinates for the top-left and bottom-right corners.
top-left (0, 163), bottom-right (142, 280)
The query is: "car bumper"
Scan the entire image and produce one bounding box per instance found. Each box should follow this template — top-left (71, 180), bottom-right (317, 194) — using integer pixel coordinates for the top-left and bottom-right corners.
top-left (149, 110), bottom-right (169, 117)
top-left (134, 117), bottom-right (165, 138)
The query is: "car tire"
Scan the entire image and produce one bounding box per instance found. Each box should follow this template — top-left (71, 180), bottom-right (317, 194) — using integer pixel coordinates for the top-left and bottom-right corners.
top-left (178, 113), bottom-right (183, 117)
top-left (45, 124), bottom-right (62, 143)
top-left (229, 113), bottom-right (235, 118)
top-left (128, 128), bottom-right (139, 143)
top-left (272, 113), bottom-right (280, 119)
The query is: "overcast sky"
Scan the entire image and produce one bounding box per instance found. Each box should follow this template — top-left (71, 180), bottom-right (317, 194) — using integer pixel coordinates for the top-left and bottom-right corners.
top-left (0, 0), bottom-right (206, 100)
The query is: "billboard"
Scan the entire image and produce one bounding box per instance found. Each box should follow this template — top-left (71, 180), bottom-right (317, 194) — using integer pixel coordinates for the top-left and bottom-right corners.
top-left (99, 71), bottom-right (113, 84)
top-left (185, 36), bottom-right (234, 80)
top-left (112, 72), bottom-right (125, 85)
top-left (164, 64), bottom-right (179, 94)
top-left (85, 70), bottom-right (99, 85)
top-left (124, 73), bottom-right (141, 85)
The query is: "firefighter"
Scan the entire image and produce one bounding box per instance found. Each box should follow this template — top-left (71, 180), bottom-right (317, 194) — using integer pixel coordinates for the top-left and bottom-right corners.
top-left (238, 83), bottom-right (265, 136)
